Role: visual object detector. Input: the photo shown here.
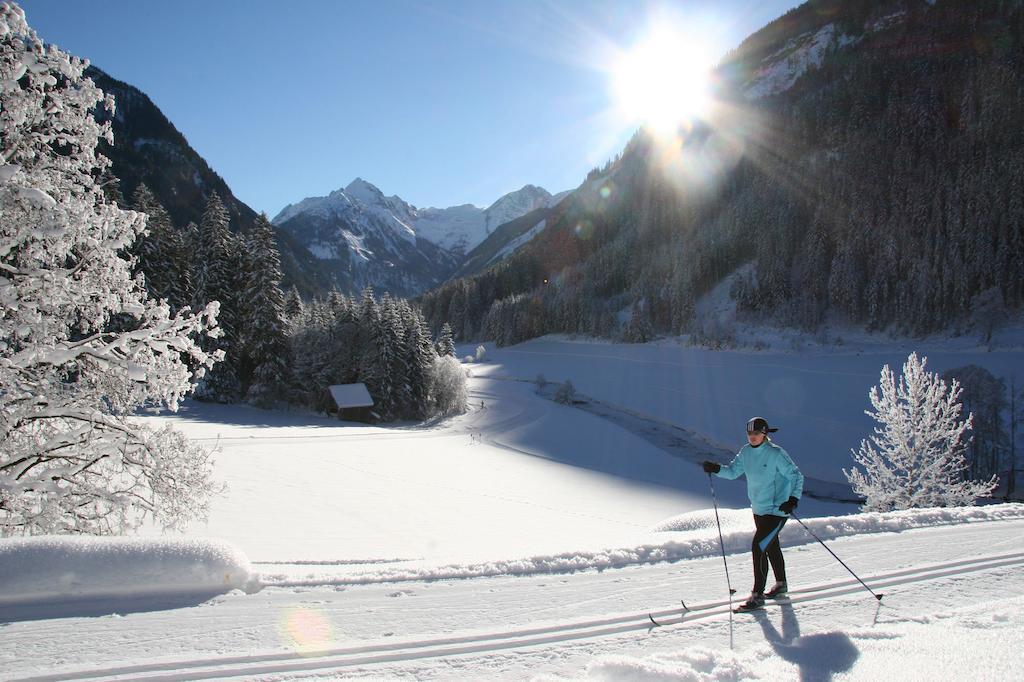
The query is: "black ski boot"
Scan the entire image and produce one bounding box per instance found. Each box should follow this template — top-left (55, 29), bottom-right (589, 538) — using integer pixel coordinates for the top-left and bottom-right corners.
top-left (734, 592), bottom-right (765, 612)
top-left (765, 581), bottom-right (789, 599)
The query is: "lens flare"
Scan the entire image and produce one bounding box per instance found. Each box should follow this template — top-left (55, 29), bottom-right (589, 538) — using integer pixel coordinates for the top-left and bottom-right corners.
top-left (280, 607), bottom-right (334, 655)
top-left (655, 127), bottom-right (746, 194)
top-left (575, 219), bottom-right (595, 240)
top-left (611, 27), bottom-right (716, 134)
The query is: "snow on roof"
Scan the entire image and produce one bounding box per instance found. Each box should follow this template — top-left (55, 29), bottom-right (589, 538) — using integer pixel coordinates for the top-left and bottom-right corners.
top-left (329, 383), bottom-right (374, 408)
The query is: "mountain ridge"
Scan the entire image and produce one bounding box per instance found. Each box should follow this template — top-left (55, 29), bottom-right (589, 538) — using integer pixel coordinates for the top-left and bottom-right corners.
top-left (270, 179), bottom-right (570, 297)
top-left (273, 180), bottom-right (566, 255)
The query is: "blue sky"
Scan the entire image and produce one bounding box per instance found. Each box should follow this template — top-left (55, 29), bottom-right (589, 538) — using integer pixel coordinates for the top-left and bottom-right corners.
top-left (19, 0), bottom-right (801, 216)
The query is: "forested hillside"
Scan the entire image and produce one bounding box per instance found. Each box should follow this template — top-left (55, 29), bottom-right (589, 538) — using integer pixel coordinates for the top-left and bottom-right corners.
top-left (420, 0), bottom-right (1024, 345)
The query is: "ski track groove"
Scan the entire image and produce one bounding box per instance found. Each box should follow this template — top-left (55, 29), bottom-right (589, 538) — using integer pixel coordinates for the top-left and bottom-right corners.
top-left (13, 550), bottom-right (1023, 682)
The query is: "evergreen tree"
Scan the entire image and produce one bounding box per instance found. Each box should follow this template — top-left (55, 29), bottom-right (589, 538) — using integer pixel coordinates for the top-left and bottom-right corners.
top-left (380, 294), bottom-right (410, 419)
top-left (405, 305), bottom-right (439, 419)
top-left (240, 214), bottom-right (289, 406)
top-left (435, 322), bottom-right (456, 357)
top-left (943, 365), bottom-right (1008, 483)
top-left (1009, 376), bottom-right (1019, 499)
top-left (356, 288), bottom-right (386, 419)
top-left (193, 194), bottom-right (241, 402)
top-left (290, 299), bottom-right (334, 411)
top-left (131, 184), bottom-right (184, 309)
top-left (284, 285), bottom-right (304, 322)
top-left (193, 194), bottom-right (233, 318)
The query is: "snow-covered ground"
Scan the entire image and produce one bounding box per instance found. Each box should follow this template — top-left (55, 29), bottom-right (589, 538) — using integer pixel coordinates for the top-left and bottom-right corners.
top-left (471, 336), bottom-right (1023, 485)
top-left (2, 338), bottom-right (1022, 680)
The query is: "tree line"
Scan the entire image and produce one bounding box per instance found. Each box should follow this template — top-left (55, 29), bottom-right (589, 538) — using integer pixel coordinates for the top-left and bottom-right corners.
top-left (129, 187), bottom-right (467, 420)
top-left (942, 365), bottom-right (1021, 499)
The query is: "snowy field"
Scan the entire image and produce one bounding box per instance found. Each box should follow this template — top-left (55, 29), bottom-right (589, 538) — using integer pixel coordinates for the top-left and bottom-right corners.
top-left (472, 336), bottom-right (1023, 484)
top-left (2, 337), bottom-right (1023, 680)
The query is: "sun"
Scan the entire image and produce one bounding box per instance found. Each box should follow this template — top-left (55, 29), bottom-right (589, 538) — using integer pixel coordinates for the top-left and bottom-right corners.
top-left (610, 28), bottom-right (716, 135)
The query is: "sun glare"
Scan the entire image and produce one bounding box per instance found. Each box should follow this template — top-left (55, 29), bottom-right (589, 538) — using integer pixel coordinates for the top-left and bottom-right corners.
top-left (611, 28), bottom-right (716, 134)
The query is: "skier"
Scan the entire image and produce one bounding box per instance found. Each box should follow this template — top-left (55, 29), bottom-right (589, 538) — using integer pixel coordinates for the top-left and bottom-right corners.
top-left (702, 416), bottom-right (804, 612)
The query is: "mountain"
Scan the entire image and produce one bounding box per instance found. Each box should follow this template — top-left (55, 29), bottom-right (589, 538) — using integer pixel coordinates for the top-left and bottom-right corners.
top-left (447, 188), bottom-right (574, 276)
top-left (86, 67), bottom-right (336, 297)
top-left (269, 178), bottom-right (455, 298)
top-left (272, 181), bottom-right (566, 298)
top-left (420, 0), bottom-right (1024, 345)
top-left (89, 62), bottom-right (570, 301)
top-left (451, 208), bottom-right (554, 281)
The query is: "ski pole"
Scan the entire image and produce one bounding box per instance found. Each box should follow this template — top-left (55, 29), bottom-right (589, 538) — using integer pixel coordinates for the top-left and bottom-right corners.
top-left (790, 512), bottom-right (883, 601)
top-left (708, 473), bottom-right (737, 600)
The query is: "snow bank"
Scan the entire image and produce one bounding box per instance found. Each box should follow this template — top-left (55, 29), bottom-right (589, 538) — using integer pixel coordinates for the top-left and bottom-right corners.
top-left (655, 502), bottom-right (1024, 535)
top-left (260, 504), bottom-right (1024, 586)
top-left (653, 503), bottom-right (1024, 566)
top-left (0, 536), bottom-right (254, 606)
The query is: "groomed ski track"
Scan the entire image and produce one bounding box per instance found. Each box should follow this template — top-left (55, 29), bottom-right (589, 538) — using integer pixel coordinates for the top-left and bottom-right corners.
top-left (9, 520), bottom-right (1023, 682)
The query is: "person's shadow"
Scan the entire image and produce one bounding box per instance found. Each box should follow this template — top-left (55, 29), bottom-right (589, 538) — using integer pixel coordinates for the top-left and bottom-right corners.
top-left (753, 603), bottom-right (859, 681)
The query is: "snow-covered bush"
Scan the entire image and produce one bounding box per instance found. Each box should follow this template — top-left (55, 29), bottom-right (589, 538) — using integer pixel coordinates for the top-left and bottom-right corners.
top-left (475, 344), bottom-right (486, 362)
top-left (844, 352), bottom-right (997, 511)
top-left (554, 379), bottom-right (576, 404)
top-left (427, 355), bottom-right (468, 417)
top-left (0, 4), bottom-right (222, 535)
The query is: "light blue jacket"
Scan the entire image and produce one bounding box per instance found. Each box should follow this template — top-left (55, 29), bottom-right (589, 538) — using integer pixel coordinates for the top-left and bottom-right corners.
top-left (715, 440), bottom-right (804, 516)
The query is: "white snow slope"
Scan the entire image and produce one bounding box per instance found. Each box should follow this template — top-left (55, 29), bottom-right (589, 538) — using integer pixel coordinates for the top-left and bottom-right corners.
top-left (2, 338), bottom-right (1022, 680)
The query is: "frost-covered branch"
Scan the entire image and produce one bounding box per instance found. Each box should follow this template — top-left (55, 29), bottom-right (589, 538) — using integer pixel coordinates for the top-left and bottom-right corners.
top-left (0, 4), bottom-right (223, 535)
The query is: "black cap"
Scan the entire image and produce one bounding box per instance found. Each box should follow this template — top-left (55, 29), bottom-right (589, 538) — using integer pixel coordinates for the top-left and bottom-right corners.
top-left (747, 417), bottom-right (778, 434)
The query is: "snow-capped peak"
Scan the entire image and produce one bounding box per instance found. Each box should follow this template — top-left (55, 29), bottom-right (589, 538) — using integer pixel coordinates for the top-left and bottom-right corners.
top-left (343, 177), bottom-right (387, 205)
top-left (483, 185), bottom-right (553, 234)
top-left (275, 180), bottom-right (568, 257)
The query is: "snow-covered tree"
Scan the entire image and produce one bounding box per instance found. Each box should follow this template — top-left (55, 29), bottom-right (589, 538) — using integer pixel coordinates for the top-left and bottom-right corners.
top-left (435, 322), bottom-right (455, 357)
top-left (844, 353), bottom-right (997, 511)
top-left (0, 4), bottom-right (223, 535)
top-left (356, 288), bottom-right (387, 415)
top-left (239, 213), bottom-right (288, 407)
top-left (427, 355), bottom-right (468, 418)
top-left (192, 193), bottom-right (240, 402)
top-left (379, 294), bottom-right (410, 419)
top-left (404, 304), bottom-right (438, 419)
top-left (284, 285), bottom-right (303, 323)
top-left (131, 184), bottom-right (189, 313)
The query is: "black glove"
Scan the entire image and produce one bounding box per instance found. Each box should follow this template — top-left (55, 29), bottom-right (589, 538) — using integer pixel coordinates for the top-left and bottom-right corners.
top-left (702, 461), bottom-right (721, 474)
top-left (779, 496), bottom-right (798, 514)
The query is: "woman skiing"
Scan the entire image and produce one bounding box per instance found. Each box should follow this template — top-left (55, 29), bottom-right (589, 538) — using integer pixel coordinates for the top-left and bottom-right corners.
top-left (703, 416), bottom-right (804, 612)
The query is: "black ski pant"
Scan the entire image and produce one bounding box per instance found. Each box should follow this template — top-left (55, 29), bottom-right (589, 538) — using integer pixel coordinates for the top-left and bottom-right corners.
top-left (752, 514), bottom-right (788, 594)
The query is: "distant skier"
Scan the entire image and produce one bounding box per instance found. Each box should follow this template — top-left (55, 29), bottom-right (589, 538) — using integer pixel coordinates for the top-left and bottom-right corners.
top-left (703, 417), bottom-right (804, 612)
